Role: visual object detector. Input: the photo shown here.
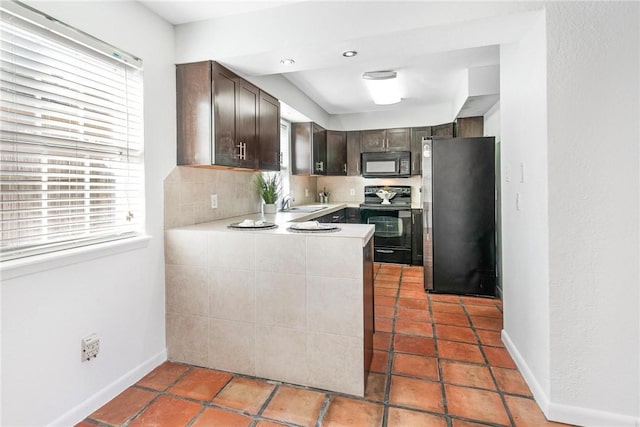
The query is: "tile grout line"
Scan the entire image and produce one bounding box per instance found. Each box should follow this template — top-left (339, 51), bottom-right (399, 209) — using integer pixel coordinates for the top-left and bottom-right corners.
top-left (314, 393), bottom-right (332, 427)
top-left (93, 364), bottom-right (196, 427)
top-left (383, 264), bottom-right (403, 426)
top-left (427, 291), bottom-right (453, 427)
top-left (461, 299), bottom-right (517, 427)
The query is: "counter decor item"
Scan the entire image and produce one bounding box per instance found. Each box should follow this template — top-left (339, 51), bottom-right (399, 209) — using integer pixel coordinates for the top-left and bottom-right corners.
top-left (228, 219), bottom-right (277, 230)
top-left (287, 220), bottom-right (341, 233)
top-left (375, 188), bottom-right (396, 204)
top-left (319, 187), bottom-right (330, 204)
top-left (255, 172), bottom-right (280, 214)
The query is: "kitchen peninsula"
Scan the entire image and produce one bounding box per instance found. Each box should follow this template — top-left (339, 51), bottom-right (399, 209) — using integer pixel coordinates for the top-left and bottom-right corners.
top-left (164, 205), bottom-right (375, 396)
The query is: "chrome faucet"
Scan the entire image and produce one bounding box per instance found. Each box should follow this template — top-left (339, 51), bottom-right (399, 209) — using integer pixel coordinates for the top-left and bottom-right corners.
top-left (281, 194), bottom-right (295, 210)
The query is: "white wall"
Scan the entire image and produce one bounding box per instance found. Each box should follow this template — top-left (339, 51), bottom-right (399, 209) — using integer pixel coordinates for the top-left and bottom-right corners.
top-left (1, 1), bottom-right (176, 425)
top-left (503, 2), bottom-right (640, 426)
top-left (500, 8), bottom-right (551, 408)
top-left (545, 2), bottom-right (639, 425)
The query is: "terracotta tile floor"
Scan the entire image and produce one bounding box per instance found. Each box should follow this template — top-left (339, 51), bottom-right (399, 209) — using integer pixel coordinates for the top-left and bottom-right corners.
top-left (79, 264), bottom-right (571, 427)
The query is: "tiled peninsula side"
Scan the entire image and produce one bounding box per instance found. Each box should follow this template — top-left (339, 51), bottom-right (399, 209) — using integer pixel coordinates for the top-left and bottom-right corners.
top-left (165, 219), bottom-right (375, 396)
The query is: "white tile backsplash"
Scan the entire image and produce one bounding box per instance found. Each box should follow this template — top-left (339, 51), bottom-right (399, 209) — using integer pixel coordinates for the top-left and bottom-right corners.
top-left (255, 234), bottom-right (306, 274)
top-left (208, 232), bottom-right (255, 270)
top-left (209, 269), bottom-right (256, 323)
top-left (166, 264), bottom-right (208, 316)
top-left (208, 318), bottom-right (256, 375)
top-left (255, 325), bottom-right (308, 385)
top-left (317, 175), bottom-right (422, 205)
top-left (256, 272), bottom-right (306, 330)
top-left (164, 166), bottom-right (262, 228)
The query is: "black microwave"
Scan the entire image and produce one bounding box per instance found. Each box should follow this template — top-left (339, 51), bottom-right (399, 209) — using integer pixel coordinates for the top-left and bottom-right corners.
top-left (361, 151), bottom-right (411, 178)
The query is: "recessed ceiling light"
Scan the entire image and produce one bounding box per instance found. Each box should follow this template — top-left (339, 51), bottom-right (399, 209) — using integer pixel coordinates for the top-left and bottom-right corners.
top-left (280, 58), bottom-right (295, 65)
top-left (342, 50), bottom-right (358, 58)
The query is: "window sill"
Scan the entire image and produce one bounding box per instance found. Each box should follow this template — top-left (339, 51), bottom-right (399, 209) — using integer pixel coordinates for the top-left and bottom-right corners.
top-left (1, 235), bottom-right (152, 281)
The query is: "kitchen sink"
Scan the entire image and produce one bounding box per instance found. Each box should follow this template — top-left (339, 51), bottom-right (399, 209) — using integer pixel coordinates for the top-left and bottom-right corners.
top-left (281, 205), bottom-right (326, 213)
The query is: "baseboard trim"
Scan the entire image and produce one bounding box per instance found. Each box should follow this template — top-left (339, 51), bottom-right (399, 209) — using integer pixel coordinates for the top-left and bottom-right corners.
top-left (47, 349), bottom-right (167, 427)
top-left (502, 331), bottom-right (639, 427)
top-left (547, 400), bottom-right (639, 427)
top-left (501, 330), bottom-right (550, 413)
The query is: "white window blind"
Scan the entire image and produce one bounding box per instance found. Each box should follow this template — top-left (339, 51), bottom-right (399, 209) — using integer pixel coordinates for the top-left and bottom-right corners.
top-left (0, 1), bottom-right (144, 262)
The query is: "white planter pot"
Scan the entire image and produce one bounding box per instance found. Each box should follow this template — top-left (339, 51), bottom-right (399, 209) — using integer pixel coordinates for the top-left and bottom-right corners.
top-left (263, 203), bottom-right (277, 214)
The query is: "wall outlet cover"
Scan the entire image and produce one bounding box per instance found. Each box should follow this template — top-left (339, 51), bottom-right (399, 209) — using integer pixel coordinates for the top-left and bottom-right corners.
top-left (81, 333), bottom-right (100, 362)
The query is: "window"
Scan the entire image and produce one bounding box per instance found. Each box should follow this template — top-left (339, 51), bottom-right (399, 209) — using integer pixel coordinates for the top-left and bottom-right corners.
top-left (0, 1), bottom-right (144, 262)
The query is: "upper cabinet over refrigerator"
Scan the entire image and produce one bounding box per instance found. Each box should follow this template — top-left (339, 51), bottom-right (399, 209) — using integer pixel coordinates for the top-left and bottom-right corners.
top-left (422, 137), bottom-right (496, 296)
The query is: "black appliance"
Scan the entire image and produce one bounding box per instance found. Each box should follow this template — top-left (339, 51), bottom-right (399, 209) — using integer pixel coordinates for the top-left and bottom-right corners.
top-left (361, 151), bottom-right (411, 178)
top-left (422, 137), bottom-right (496, 296)
top-left (360, 185), bottom-right (412, 264)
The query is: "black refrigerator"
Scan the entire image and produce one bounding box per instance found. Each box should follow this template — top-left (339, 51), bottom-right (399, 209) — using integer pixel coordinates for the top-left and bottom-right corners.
top-left (421, 136), bottom-right (496, 296)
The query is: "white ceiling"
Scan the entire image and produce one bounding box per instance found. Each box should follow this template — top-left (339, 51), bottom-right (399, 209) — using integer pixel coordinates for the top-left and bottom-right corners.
top-left (140, 1), bottom-right (539, 122)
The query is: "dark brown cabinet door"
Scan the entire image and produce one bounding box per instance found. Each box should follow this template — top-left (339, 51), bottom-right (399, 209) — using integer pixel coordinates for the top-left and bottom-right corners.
top-left (411, 127), bottom-right (431, 175)
top-left (385, 127), bottom-right (411, 151)
top-left (431, 122), bottom-right (455, 137)
top-left (235, 79), bottom-right (259, 168)
top-left (177, 61), bottom-right (211, 165)
top-left (456, 116), bottom-right (484, 137)
top-left (312, 123), bottom-right (327, 175)
top-left (326, 130), bottom-right (347, 175)
top-left (258, 91), bottom-right (280, 171)
top-left (212, 62), bottom-right (239, 166)
top-left (362, 128), bottom-right (410, 152)
top-left (291, 122), bottom-right (311, 175)
top-left (177, 61), bottom-right (280, 170)
top-left (361, 129), bottom-right (386, 152)
top-left (346, 131), bottom-right (361, 176)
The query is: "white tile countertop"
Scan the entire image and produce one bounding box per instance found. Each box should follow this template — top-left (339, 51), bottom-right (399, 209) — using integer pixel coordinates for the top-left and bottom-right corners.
top-left (168, 203), bottom-right (374, 244)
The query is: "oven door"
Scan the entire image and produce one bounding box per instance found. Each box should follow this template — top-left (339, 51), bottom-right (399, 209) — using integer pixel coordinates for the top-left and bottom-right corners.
top-left (360, 207), bottom-right (412, 264)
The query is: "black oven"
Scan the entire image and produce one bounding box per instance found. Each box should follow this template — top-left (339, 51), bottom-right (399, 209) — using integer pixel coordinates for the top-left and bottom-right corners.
top-left (360, 185), bottom-right (412, 264)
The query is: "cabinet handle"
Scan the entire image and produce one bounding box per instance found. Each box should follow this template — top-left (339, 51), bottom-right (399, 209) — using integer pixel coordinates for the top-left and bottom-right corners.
top-left (237, 142), bottom-right (246, 160)
top-left (376, 249), bottom-right (394, 254)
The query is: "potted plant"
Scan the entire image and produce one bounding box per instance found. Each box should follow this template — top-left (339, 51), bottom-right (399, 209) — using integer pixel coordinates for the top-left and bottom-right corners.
top-left (255, 172), bottom-right (280, 214)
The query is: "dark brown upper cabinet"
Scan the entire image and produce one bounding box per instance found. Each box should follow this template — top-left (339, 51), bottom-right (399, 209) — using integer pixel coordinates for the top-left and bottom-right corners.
top-left (430, 122), bottom-right (455, 138)
top-left (176, 60), bottom-right (279, 170)
top-left (291, 122), bottom-right (326, 175)
top-left (410, 126), bottom-right (431, 176)
top-left (346, 131), bottom-right (362, 176)
top-left (326, 130), bottom-right (347, 175)
top-left (258, 90), bottom-right (281, 171)
top-left (455, 116), bottom-right (484, 138)
top-left (361, 128), bottom-right (411, 152)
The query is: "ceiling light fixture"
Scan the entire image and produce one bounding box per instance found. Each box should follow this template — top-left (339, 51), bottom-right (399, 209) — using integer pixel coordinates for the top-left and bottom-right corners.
top-left (362, 70), bottom-right (401, 105)
top-left (280, 58), bottom-right (295, 65)
top-left (342, 50), bottom-right (358, 58)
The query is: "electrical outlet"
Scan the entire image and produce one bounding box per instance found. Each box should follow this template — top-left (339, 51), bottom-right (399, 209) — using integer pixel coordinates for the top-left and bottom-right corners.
top-left (81, 333), bottom-right (100, 362)
top-left (211, 194), bottom-right (218, 209)
top-left (304, 188), bottom-right (309, 197)
top-left (349, 188), bottom-right (355, 196)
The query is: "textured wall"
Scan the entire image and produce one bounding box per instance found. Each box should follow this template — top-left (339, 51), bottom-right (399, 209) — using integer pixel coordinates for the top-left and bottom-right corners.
top-left (545, 2), bottom-right (639, 424)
